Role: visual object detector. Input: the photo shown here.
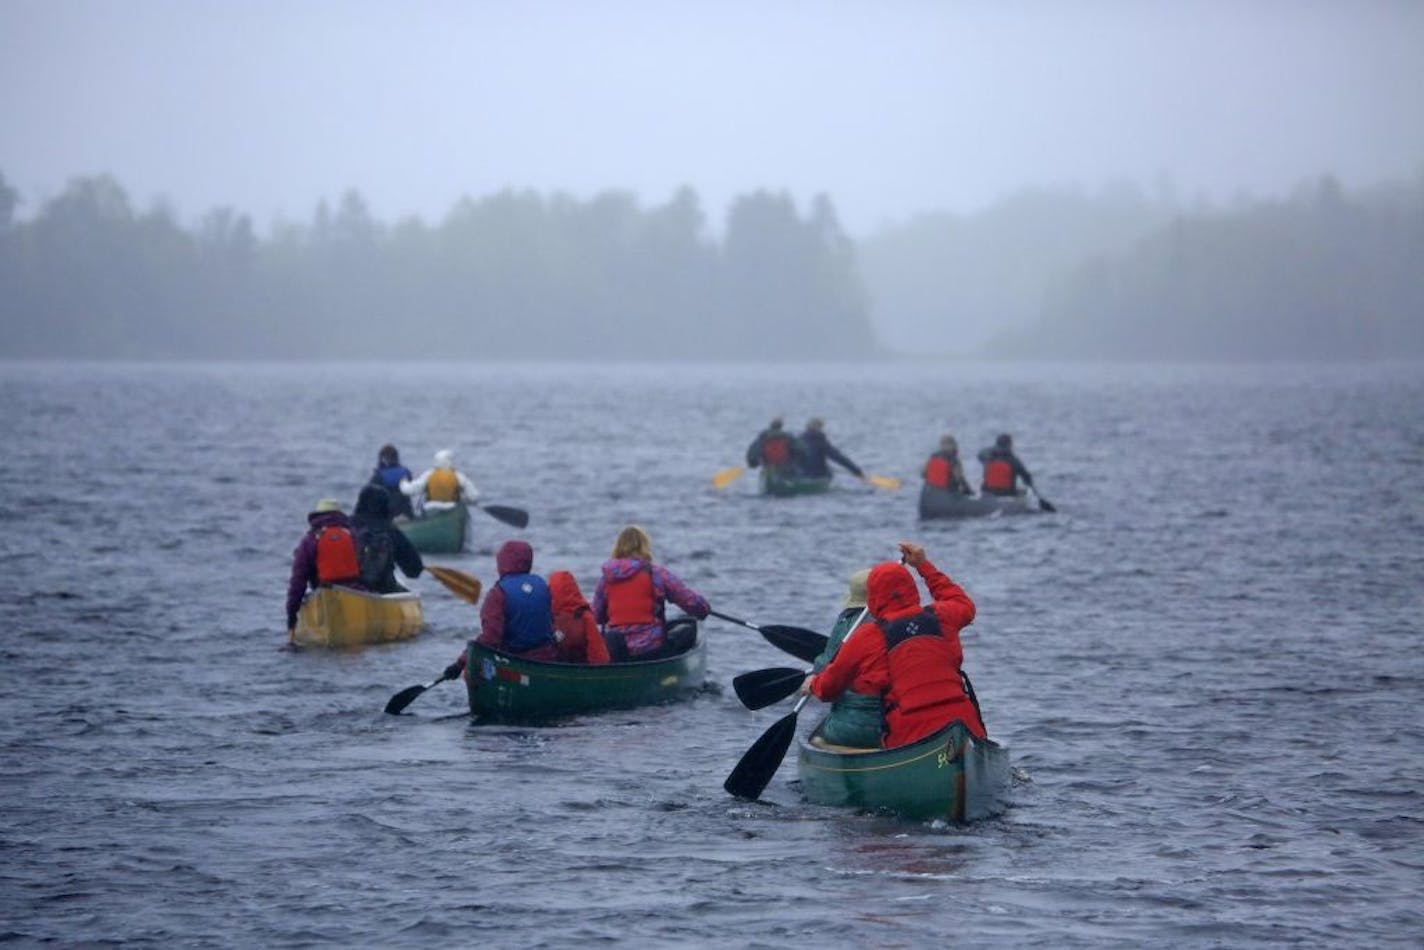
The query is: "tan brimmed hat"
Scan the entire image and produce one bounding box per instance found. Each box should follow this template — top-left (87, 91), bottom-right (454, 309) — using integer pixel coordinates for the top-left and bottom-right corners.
top-left (312, 498), bottom-right (345, 513)
top-left (844, 568), bottom-right (870, 608)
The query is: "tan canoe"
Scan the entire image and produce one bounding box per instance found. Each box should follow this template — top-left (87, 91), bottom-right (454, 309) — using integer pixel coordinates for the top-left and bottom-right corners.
top-left (292, 585), bottom-right (424, 648)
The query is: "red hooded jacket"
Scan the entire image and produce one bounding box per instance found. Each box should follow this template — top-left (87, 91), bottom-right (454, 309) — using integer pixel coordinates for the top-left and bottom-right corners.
top-left (549, 571), bottom-right (610, 665)
top-left (808, 558), bottom-right (982, 747)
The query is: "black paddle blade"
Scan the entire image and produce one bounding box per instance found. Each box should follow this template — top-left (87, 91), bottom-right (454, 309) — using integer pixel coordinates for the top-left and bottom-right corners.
top-left (480, 504), bottom-right (529, 529)
top-left (724, 711), bottom-right (799, 800)
top-left (1036, 497), bottom-right (1056, 513)
top-left (733, 667), bottom-right (806, 710)
top-left (758, 625), bottom-right (827, 664)
top-left (384, 683), bottom-right (427, 715)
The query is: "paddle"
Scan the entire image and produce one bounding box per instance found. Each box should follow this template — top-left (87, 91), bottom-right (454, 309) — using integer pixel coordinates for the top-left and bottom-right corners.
top-left (471, 501), bottom-right (530, 529)
top-left (1028, 485), bottom-right (1056, 513)
top-left (724, 693), bottom-right (810, 800)
top-left (733, 666), bottom-right (808, 710)
top-left (705, 609), bottom-right (828, 663)
top-left (426, 565), bottom-right (482, 604)
top-left (713, 466), bottom-right (747, 489)
top-left (862, 474), bottom-right (902, 491)
top-left (384, 668), bottom-right (459, 715)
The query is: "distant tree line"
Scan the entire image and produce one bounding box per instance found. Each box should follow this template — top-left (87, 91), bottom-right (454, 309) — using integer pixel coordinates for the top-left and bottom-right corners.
top-left (995, 174), bottom-right (1424, 359)
top-left (0, 172), bottom-right (875, 360)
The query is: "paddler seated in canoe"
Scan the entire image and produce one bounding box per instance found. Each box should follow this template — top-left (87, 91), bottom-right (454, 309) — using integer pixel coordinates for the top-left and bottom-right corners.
top-left (285, 497), bottom-right (368, 639)
top-left (807, 568), bottom-right (882, 749)
top-left (797, 417), bottom-right (865, 482)
top-left (367, 443), bottom-right (415, 519)
top-left (922, 435), bottom-right (975, 496)
top-left (744, 417), bottom-right (803, 477)
top-left (976, 433), bottom-right (1035, 497)
top-left (800, 541), bottom-right (987, 748)
top-left (350, 484), bottom-right (424, 594)
top-left (593, 525), bottom-right (710, 661)
top-left (399, 448), bottom-right (480, 517)
top-left (549, 570), bottom-right (610, 665)
top-left (444, 540), bottom-right (558, 680)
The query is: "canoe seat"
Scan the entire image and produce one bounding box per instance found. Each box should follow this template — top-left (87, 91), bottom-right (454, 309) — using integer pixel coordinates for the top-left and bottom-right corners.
top-left (809, 736), bottom-right (881, 754)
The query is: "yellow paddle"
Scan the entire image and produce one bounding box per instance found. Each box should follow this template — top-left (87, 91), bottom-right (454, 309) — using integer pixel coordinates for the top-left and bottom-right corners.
top-left (426, 565), bottom-right (482, 604)
top-left (863, 474), bottom-right (902, 491)
top-left (713, 466), bottom-right (747, 489)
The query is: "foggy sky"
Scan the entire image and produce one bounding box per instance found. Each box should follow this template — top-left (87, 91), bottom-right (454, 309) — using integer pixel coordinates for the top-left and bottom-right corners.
top-left (2, 0), bottom-right (1423, 238)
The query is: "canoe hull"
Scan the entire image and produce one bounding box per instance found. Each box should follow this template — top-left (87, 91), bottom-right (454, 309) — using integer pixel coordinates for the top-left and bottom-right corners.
top-left (292, 586), bottom-right (424, 648)
top-left (396, 504), bottom-right (469, 553)
top-left (465, 629), bottom-right (707, 722)
top-left (918, 484), bottom-right (1035, 519)
top-left (760, 469), bottom-right (832, 497)
top-left (797, 718), bottom-right (1009, 822)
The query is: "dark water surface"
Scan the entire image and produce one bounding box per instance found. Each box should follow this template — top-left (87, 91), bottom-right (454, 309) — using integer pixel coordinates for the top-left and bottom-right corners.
top-left (2, 360), bottom-right (1421, 947)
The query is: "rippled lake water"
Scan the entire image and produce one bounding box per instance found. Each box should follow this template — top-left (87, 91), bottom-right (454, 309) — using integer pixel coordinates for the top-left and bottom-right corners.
top-left (2, 359), bottom-right (1421, 947)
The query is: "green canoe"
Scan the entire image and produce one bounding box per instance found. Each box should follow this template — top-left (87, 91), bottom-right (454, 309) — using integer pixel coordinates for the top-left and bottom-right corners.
top-left (760, 468), bottom-right (832, 497)
top-left (918, 484), bottom-right (1035, 520)
top-left (395, 504), bottom-right (469, 553)
top-left (464, 626), bottom-right (707, 722)
top-left (797, 717), bottom-right (1010, 822)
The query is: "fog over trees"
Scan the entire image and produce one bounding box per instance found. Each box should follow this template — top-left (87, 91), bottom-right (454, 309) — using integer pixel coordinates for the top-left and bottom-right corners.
top-left (1, 169), bottom-right (1420, 361)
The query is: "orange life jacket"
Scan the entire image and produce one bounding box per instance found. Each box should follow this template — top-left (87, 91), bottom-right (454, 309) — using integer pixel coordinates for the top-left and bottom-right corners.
top-left (427, 468), bottom-right (460, 502)
top-left (604, 568), bottom-right (658, 626)
top-left (762, 434), bottom-right (793, 467)
top-left (982, 458), bottom-right (1015, 493)
top-left (315, 525), bottom-right (361, 584)
top-left (925, 454), bottom-right (951, 488)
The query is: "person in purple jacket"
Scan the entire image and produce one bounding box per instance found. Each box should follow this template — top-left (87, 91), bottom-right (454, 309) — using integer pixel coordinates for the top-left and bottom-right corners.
top-left (593, 525), bottom-right (710, 660)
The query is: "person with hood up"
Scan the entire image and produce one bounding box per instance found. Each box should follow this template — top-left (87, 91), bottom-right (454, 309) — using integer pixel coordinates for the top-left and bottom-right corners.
top-left (549, 571), bottom-right (610, 665)
top-left (593, 525), bottom-right (710, 660)
top-left (801, 541), bottom-right (985, 748)
top-left (976, 433), bottom-right (1035, 497)
top-left (285, 498), bottom-right (367, 638)
top-left (367, 444), bottom-right (415, 519)
top-left (922, 434), bottom-right (974, 496)
top-left (444, 540), bottom-right (559, 681)
top-left (349, 484), bottom-right (424, 594)
top-left (807, 568), bottom-right (882, 748)
top-left (798, 417), bottom-right (865, 481)
top-left (400, 449), bottom-right (480, 516)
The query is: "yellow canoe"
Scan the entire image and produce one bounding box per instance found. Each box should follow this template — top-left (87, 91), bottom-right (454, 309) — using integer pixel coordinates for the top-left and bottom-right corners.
top-left (292, 585), bottom-right (424, 648)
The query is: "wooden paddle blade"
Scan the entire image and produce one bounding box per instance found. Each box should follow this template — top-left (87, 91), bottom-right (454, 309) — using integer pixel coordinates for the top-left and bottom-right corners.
top-left (758, 625), bottom-right (828, 664)
top-left (384, 683), bottom-right (427, 715)
top-left (713, 466), bottom-right (747, 489)
top-left (865, 474), bottom-right (902, 491)
top-left (478, 504), bottom-right (529, 528)
top-left (428, 565), bottom-right (482, 604)
top-left (724, 710), bottom-right (799, 800)
top-left (733, 667), bottom-right (807, 710)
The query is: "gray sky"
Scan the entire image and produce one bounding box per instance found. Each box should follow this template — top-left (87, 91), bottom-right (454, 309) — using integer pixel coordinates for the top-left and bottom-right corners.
top-left (3, 0), bottom-right (1422, 237)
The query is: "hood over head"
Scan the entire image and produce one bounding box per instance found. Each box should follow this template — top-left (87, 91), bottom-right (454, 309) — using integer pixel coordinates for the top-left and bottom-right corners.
top-left (434, 449), bottom-right (455, 468)
top-left (354, 484), bottom-right (390, 520)
top-left (548, 570), bottom-right (590, 614)
top-left (496, 539), bottom-right (534, 576)
top-left (843, 568), bottom-right (870, 608)
top-left (867, 561), bottom-right (920, 619)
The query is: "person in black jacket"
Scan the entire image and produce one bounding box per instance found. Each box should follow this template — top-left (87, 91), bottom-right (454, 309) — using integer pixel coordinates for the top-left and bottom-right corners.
top-left (798, 417), bottom-right (864, 480)
top-left (349, 484), bottom-right (424, 593)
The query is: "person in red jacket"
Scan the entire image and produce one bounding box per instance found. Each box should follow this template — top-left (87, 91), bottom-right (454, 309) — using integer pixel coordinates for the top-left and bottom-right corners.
top-left (549, 570), bottom-right (610, 665)
top-left (802, 541), bottom-right (985, 747)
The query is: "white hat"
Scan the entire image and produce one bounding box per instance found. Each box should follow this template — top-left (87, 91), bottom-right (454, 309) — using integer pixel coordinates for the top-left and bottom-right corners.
top-left (312, 498), bottom-right (344, 514)
top-left (434, 449), bottom-right (454, 467)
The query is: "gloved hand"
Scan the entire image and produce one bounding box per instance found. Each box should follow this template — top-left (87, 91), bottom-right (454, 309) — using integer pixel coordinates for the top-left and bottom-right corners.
top-left (443, 661), bottom-right (464, 681)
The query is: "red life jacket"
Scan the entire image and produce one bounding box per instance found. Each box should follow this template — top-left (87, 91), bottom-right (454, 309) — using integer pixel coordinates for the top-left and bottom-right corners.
top-left (881, 609), bottom-right (963, 719)
top-left (604, 567), bottom-right (657, 626)
top-left (315, 525), bottom-right (361, 584)
top-left (925, 454), bottom-right (951, 488)
top-left (762, 434), bottom-right (793, 467)
top-left (982, 458), bottom-right (1015, 493)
